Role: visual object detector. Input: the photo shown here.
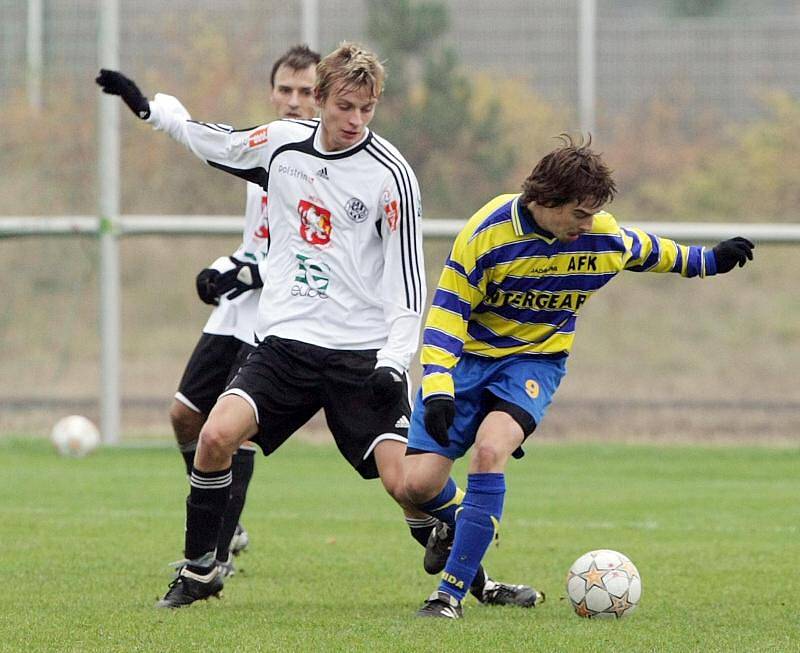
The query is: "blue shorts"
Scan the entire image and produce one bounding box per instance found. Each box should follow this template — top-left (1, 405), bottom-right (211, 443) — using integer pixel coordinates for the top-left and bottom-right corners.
top-left (407, 354), bottom-right (567, 460)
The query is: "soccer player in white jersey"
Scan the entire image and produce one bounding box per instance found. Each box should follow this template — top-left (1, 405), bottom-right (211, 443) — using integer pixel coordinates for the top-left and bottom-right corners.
top-left (99, 42), bottom-right (538, 610)
top-left (97, 45), bottom-right (320, 578)
top-left (404, 135), bottom-right (755, 619)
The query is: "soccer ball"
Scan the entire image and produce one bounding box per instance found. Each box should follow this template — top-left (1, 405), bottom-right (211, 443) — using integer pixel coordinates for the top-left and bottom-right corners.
top-left (50, 415), bottom-right (101, 457)
top-left (566, 549), bottom-right (642, 619)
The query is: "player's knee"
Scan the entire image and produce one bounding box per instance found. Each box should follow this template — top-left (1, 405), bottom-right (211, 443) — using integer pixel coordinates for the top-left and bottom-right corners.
top-left (169, 402), bottom-right (203, 444)
top-left (382, 476), bottom-right (409, 506)
top-left (472, 441), bottom-right (502, 472)
top-left (198, 422), bottom-right (240, 458)
top-left (404, 473), bottom-right (439, 506)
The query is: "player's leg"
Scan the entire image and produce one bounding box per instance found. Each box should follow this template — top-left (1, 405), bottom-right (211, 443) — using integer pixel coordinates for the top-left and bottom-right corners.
top-left (214, 445), bottom-right (256, 576)
top-left (156, 394), bottom-right (257, 608)
top-left (372, 440), bottom-right (440, 546)
top-left (171, 332), bottom-right (242, 473)
top-left (213, 343), bottom-right (259, 574)
top-left (416, 411), bottom-right (521, 617)
top-left (409, 356), bottom-right (557, 617)
top-left (320, 350), bottom-right (449, 550)
top-left (169, 400), bottom-right (206, 474)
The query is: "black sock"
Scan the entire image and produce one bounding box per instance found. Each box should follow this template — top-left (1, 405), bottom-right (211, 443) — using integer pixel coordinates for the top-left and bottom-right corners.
top-left (470, 565), bottom-right (488, 595)
top-left (184, 466), bottom-right (232, 569)
top-left (406, 515), bottom-right (439, 548)
top-left (179, 448), bottom-right (195, 476)
top-left (216, 449), bottom-right (256, 562)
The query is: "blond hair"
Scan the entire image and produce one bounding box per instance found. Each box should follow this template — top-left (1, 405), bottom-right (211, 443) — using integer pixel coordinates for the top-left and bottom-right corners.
top-left (315, 42), bottom-right (385, 101)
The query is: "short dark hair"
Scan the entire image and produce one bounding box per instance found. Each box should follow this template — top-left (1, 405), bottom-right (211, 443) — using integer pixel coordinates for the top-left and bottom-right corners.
top-left (270, 44), bottom-right (321, 88)
top-left (520, 134), bottom-right (616, 208)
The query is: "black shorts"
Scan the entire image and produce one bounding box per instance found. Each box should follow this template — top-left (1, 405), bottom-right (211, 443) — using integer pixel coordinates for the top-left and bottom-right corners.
top-left (223, 336), bottom-right (411, 479)
top-left (176, 333), bottom-right (256, 415)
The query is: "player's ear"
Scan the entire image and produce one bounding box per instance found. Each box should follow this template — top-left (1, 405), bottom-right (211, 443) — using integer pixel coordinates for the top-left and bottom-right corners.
top-left (313, 87), bottom-right (323, 107)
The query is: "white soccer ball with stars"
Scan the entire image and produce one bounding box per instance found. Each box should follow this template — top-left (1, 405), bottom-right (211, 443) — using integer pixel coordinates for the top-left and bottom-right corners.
top-left (50, 415), bottom-right (101, 458)
top-left (566, 549), bottom-right (642, 619)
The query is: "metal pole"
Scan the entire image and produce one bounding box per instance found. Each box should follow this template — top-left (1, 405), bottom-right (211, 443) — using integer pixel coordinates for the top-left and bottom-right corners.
top-left (301, 0), bottom-right (319, 50)
top-left (26, 0), bottom-right (43, 112)
top-left (578, 0), bottom-right (596, 137)
top-left (97, 0), bottom-right (121, 445)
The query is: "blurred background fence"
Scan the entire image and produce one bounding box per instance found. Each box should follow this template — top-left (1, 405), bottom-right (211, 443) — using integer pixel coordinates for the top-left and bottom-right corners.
top-left (1, 0), bottom-right (798, 443)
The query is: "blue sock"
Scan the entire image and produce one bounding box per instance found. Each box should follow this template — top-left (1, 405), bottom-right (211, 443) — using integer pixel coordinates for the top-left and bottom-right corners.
top-left (439, 473), bottom-right (505, 602)
top-left (418, 478), bottom-right (464, 527)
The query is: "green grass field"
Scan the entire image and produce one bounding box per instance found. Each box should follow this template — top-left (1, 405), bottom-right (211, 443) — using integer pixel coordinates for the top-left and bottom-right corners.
top-left (2, 438), bottom-right (797, 653)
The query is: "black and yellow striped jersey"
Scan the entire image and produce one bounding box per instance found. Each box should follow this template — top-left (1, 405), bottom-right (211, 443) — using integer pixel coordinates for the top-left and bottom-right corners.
top-left (421, 194), bottom-right (717, 400)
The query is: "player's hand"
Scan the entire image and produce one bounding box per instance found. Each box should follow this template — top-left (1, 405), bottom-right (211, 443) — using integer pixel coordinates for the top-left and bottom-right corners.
top-left (713, 237), bottom-right (754, 273)
top-left (365, 367), bottom-right (403, 409)
top-left (195, 268), bottom-right (221, 305)
top-left (95, 69), bottom-right (151, 119)
top-left (424, 397), bottom-right (455, 447)
top-left (215, 259), bottom-right (264, 300)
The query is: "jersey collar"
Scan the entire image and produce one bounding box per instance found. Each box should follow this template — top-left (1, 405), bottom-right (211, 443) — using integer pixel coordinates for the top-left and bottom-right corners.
top-left (313, 124), bottom-right (372, 157)
top-left (511, 195), bottom-right (557, 242)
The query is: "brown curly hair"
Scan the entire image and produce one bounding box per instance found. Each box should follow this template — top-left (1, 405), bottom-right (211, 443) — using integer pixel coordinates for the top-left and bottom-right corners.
top-left (520, 134), bottom-right (616, 208)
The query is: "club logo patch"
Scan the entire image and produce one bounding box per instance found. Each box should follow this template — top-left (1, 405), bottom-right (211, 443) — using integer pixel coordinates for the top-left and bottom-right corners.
top-left (382, 190), bottom-right (400, 231)
top-left (345, 197), bottom-right (368, 223)
top-left (298, 199), bottom-right (332, 245)
top-left (248, 126), bottom-right (268, 148)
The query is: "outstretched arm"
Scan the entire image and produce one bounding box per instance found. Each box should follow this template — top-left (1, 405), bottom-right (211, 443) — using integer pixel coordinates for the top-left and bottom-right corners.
top-left (622, 226), bottom-right (755, 277)
top-left (95, 69), bottom-right (270, 189)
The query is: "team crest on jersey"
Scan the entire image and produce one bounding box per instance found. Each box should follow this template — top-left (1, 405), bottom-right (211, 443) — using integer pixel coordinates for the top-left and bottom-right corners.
top-left (381, 189), bottom-right (399, 231)
top-left (248, 126), bottom-right (269, 148)
top-left (298, 198), bottom-right (332, 245)
top-left (345, 197), bottom-right (368, 223)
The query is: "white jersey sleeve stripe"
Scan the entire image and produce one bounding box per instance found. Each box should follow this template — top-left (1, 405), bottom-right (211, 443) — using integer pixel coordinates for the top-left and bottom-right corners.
top-left (366, 140), bottom-right (423, 312)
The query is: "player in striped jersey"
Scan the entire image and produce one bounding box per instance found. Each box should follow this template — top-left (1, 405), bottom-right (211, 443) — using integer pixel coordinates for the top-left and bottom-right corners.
top-left (99, 45), bottom-right (321, 579)
top-left (405, 135), bottom-right (754, 619)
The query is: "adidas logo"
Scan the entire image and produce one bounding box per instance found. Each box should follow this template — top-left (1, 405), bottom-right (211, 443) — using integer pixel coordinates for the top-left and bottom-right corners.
top-left (394, 415), bottom-right (410, 428)
top-left (316, 167), bottom-right (329, 179)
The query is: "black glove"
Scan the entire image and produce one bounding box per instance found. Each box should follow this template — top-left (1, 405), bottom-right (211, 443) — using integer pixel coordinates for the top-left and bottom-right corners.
top-left (424, 397), bottom-right (455, 447)
top-left (95, 69), bottom-right (151, 119)
top-left (365, 367), bottom-right (403, 409)
top-left (215, 260), bottom-right (264, 300)
top-left (713, 237), bottom-right (754, 274)
top-left (195, 268), bottom-right (221, 306)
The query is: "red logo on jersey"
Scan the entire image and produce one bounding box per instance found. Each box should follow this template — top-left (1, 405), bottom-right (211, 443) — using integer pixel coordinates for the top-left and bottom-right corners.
top-left (248, 126), bottom-right (269, 148)
top-left (298, 199), bottom-right (332, 245)
top-left (254, 225), bottom-right (269, 240)
top-left (384, 199), bottom-right (400, 232)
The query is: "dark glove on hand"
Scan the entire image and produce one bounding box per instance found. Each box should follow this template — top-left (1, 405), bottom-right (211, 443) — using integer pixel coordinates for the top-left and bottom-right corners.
top-left (195, 268), bottom-right (221, 306)
top-left (424, 397), bottom-right (455, 447)
top-left (215, 260), bottom-right (264, 300)
top-left (95, 69), bottom-right (151, 119)
top-left (365, 367), bottom-right (403, 409)
top-left (713, 237), bottom-right (754, 274)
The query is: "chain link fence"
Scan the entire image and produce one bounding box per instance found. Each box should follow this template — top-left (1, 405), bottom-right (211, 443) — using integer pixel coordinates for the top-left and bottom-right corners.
top-left (1, 0), bottom-right (798, 442)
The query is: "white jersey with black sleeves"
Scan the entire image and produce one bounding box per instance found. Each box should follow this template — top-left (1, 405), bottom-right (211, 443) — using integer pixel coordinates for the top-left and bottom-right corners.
top-left (147, 93), bottom-right (425, 372)
top-left (146, 94), bottom-right (268, 346)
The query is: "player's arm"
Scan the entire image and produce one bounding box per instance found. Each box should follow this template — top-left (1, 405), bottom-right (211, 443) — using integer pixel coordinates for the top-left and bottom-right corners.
top-left (417, 226), bottom-right (488, 445)
top-left (420, 228), bottom-right (486, 401)
top-left (366, 171), bottom-right (426, 408)
top-left (621, 225), bottom-right (754, 277)
top-left (95, 69), bottom-right (270, 189)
